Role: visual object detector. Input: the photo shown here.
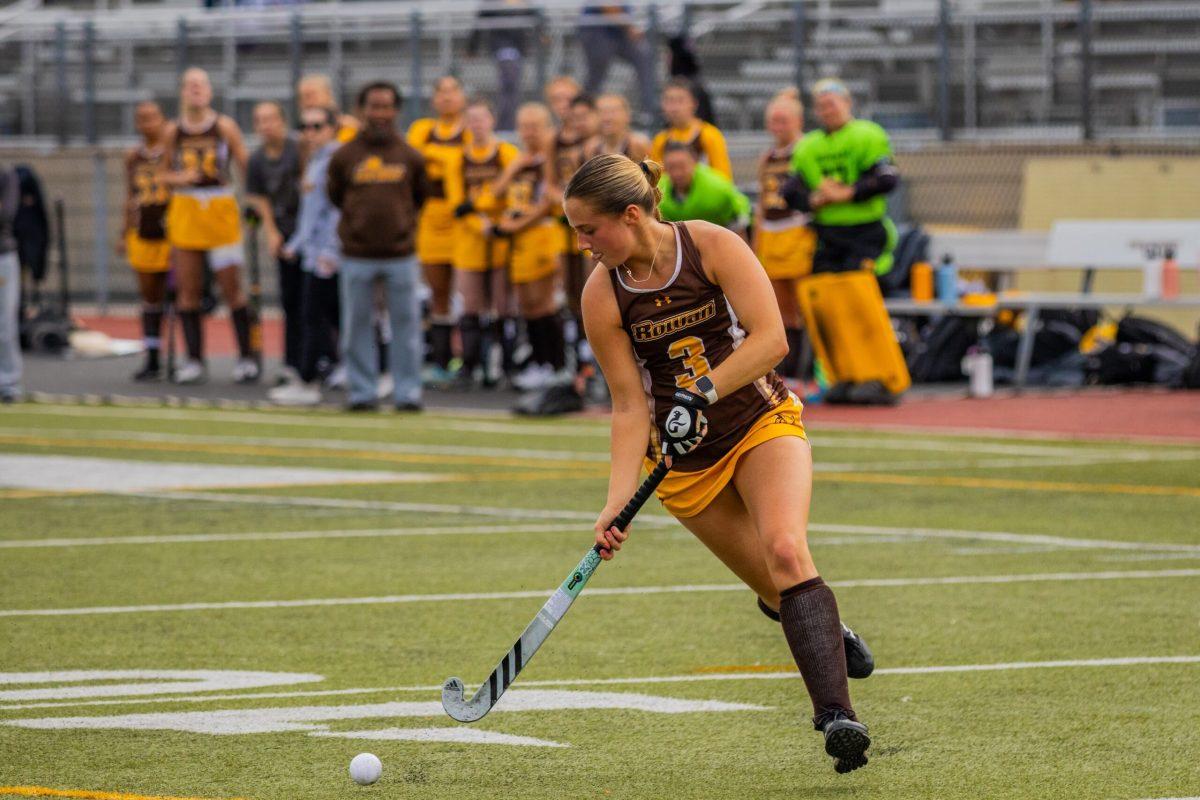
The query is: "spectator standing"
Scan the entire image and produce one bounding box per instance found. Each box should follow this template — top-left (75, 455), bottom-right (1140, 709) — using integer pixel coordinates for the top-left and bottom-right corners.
top-left (0, 163), bottom-right (20, 402)
top-left (578, 5), bottom-right (658, 127)
top-left (783, 79), bottom-right (899, 276)
top-left (651, 78), bottom-right (732, 180)
top-left (245, 101), bottom-right (304, 384)
top-left (327, 82), bottom-right (429, 412)
top-left (468, 0), bottom-right (539, 131)
top-left (657, 142), bottom-right (750, 235)
top-left (297, 74), bottom-right (360, 146)
top-left (269, 106), bottom-right (343, 407)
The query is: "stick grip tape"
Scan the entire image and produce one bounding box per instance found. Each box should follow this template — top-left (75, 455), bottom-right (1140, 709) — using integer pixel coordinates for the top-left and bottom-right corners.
top-left (593, 460), bottom-right (670, 552)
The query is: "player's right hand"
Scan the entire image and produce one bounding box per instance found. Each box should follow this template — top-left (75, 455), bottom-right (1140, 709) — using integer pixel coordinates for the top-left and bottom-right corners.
top-left (593, 505), bottom-right (630, 561)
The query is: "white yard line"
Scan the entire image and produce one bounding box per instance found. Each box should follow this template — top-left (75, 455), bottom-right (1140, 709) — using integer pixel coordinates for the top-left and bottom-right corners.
top-left (0, 426), bottom-right (609, 463)
top-left (2, 655), bottom-right (1196, 712)
top-left (2, 569), bottom-right (1197, 619)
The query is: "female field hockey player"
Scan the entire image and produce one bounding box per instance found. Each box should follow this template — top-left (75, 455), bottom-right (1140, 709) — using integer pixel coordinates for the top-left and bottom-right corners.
top-left (408, 75), bottom-right (470, 381)
top-left (650, 77), bottom-right (732, 180)
top-left (490, 102), bottom-right (565, 389)
top-left (755, 88), bottom-right (817, 379)
top-left (452, 97), bottom-right (519, 387)
top-left (160, 67), bottom-right (259, 385)
top-left (564, 154), bottom-right (874, 774)
top-left (589, 93), bottom-right (651, 162)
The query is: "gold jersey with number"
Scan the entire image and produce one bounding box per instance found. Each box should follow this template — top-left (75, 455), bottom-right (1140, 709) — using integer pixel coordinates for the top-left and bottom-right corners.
top-left (506, 154), bottom-right (559, 284)
top-left (126, 145), bottom-right (171, 272)
top-left (454, 141), bottom-right (518, 272)
top-left (408, 117), bottom-right (469, 264)
top-left (756, 144), bottom-right (815, 279)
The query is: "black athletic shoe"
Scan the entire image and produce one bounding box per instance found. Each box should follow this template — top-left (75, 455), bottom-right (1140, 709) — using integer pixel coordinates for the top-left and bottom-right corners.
top-left (842, 623), bottom-right (875, 679)
top-left (132, 362), bottom-right (161, 382)
top-left (345, 400), bottom-right (378, 412)
top-left (821, 710), bottom-right (870, 774)
top-left (394, 401), bottom-right (423, 413)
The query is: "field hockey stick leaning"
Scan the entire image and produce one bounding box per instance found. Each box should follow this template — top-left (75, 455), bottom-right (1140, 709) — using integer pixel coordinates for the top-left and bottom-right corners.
top-left (442, 459), bottom-right (671, 723)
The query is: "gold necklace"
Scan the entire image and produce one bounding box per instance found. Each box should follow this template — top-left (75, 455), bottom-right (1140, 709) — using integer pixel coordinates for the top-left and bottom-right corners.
top-left (624, 224), bottom-right (671, 284)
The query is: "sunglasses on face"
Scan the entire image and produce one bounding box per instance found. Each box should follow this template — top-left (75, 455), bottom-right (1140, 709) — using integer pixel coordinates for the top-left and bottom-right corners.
top-left (298, 122), bottom-right (329, 131)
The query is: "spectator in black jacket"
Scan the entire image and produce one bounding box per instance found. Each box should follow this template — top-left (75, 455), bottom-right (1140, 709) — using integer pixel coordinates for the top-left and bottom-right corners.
top-left (0, 164), bottom-right (21, 402)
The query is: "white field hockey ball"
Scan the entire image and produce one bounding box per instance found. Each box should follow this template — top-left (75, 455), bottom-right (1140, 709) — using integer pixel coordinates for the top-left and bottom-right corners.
top-left (349, 752), bottom-right (382, 785)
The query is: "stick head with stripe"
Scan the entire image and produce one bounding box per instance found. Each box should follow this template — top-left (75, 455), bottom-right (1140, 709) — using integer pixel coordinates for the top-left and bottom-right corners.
top-left (441, 676), bottom-right (490, 723)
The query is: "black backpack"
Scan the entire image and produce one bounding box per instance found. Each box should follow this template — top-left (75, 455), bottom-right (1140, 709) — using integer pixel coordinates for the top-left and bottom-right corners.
top-left (908, 316), bottom-right (977, 383)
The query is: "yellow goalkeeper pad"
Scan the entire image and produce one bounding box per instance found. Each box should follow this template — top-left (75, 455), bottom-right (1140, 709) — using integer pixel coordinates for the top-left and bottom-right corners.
top-left (798, 271), bottom-right (911, 396)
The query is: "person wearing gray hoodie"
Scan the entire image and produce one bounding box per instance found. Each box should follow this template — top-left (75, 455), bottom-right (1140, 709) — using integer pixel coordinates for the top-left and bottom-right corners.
top-left (269, 106), bottom-right (342, 406)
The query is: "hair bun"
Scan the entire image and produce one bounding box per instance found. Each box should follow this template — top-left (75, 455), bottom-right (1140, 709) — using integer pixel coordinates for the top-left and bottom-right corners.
top-left (639, 158), bottom-right (664, 185)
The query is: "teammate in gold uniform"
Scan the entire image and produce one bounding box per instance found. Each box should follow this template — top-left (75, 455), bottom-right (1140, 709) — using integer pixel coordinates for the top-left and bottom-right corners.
top-left (565, 154), bottom-right (873, 775)
top-left (118, 101), bottom-right (172, 381)
top-left (543, 75), bottom-right (582, 129)
top-left (491, 103), bottom-right (564, 389)
top-left (651, 77), bottom-right (732, 180)
top-left (589, 93), bottom-right (651, 162)
top-left (408, 76), bottom-right (471, 378)
top-left (754, 88), bottom-right (816, 379)
top-left (451, 97), bottom-right (519, 386)
top-left (160, 67), bottom-right (258, 385)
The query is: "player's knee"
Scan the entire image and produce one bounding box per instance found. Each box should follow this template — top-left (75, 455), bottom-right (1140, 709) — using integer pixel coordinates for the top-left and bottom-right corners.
top-left (763, 533), bottom-right (813, 575)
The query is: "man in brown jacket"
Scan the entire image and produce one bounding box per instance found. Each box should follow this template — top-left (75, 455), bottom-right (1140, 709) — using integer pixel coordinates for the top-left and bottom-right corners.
top-left (328, 81), bottom-right (430, 411)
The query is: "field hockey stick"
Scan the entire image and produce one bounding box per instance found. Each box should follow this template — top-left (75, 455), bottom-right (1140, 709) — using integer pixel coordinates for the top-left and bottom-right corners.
top-left (442, 459), bottom-right (671, 723)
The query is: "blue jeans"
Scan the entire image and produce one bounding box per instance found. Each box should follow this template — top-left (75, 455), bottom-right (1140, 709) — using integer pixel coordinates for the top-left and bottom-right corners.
top-left (339, 255), bottom-right (422, 406)
top-left (0, 251), bottom-right (22, 397)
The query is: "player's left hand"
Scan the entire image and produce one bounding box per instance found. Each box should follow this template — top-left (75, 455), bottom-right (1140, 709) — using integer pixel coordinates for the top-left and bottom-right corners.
top-left (661, 390), bottom-right (709, 456)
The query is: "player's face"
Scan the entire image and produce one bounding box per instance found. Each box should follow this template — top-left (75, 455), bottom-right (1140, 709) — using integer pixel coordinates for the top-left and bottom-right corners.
top-left (300, 110), bottom-right (334, 147)
top-left (432, 79), bottom-right (465, 118)
top-left (663, 150), bottom-right (696, 190)
top-left (597, 97), bottom-right (628, 138)
top-left (814, 92), bottom-right (851, 130)
top-left (545, 82), bottom-right (576, 123)
top-left (362, 89), bottom-right (398, 134)
top-left (298, 82), bottom-right (331, 111)
top-left (765, 105), bottom-right (800, 145)
top-left (570, 104), bottom-right (599, 138)
top-left (565, 197), bottom-right (634, 268)
top-left (253, 105), bottom-right (287, 143)
top-left (516, 109), bottom-right (547, 150)
top-left (661, 87), bottom-right (696, 127)
top-left (134, 104), bottom-right (164, 140)
top-left (181, 71), bottom-right (212, 110)
top-left (464, 105), bottom-right (494, 141)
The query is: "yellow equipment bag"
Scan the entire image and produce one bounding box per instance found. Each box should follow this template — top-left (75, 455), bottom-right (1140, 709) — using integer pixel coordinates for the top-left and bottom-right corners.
top-left (798, 271), bottom-right (911, 396)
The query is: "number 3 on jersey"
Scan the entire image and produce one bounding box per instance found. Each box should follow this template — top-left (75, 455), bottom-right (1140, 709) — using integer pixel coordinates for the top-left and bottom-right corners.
top-left (668, 336), bottom-right (712, 390)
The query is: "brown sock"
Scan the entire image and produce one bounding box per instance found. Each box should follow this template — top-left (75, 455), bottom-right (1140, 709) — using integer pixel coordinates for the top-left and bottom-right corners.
top-left (778, 576), bottom-right (856, 729)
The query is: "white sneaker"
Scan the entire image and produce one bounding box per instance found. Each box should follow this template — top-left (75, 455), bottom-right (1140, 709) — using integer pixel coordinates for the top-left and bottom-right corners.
top-left (173, 359), bottom-right (207, 385)
top-left (273, 366), bottom-right (302, 387)
top-left (268, 382), bottom-right (322, 406)
top-left (376, 372), bottom-right (394, 400)
top-left (232, 358), bottom-right (262, 384)
top-left (323, 364), bottom-right (347, 390)
top-left (513, 363), bottom-right (553, 391)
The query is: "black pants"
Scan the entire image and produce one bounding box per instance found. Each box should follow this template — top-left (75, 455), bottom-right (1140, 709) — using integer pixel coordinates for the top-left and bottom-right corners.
top-left (278, 254), bottom-right (304, 371)
top-left (299, 270), bottom-right (340, 384)
top-left (812, 221), bottom-right (888, 274)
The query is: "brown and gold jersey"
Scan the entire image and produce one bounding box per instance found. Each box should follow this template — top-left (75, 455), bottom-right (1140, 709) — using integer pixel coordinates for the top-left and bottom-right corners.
top-left (609, 222), bottom-right (789, 470)
top-left (551, 130), bottom-right (588, 187)
top-left (407, 118), bottom-right (469, 200)
top-left (461, 142), bottom-right (516, 214)
top-left (129, 145), bottom-right (169, 240)
top-left (759, 145), bottom-right (801, 223)
top-left (505, 155), bottom-right (546, 218)
top-left (174, 115), bottom-right (231, 188)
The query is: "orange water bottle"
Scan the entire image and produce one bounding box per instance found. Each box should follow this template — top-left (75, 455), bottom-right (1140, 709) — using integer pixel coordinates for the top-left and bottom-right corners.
top-left (911, 261), bottom-right (934, 301)
top-left (1162, 247), bottom-right (1180, 299)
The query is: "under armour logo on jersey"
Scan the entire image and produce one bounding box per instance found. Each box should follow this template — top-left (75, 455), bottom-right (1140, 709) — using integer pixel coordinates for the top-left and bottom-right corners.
top-left (654, 295), bottom-right (672, 307)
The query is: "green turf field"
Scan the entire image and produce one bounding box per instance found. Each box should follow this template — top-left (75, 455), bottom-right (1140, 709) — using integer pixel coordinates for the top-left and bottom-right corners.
top-left (1, 401), bottom-right (1198, 800)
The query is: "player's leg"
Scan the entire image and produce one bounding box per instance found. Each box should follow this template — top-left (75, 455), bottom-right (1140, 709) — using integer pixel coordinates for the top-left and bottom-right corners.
top-left (133, 270), bottom-right (168, 380)
top-left (173, 249), bottom-right (207, 383)
top-left (423, 260), bottom-right (456, 378)
top-left (209, 245), bottom-right (260, 382)
top-left (455, 267), bottom-right (486, 383)
top-left (771, 277), bottom-right (805, 378)
top-left (731, 435), bottom-right (869, 772)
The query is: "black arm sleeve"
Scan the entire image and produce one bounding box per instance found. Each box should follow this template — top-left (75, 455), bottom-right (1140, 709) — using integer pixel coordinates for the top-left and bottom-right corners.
top-left (851, 160), bottom-right (899, 202)
top-left (780, 175), bottom-right (813, 213)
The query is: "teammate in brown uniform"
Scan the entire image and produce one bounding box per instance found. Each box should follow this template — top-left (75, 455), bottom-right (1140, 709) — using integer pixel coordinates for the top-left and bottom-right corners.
top-left (565, 154), bottom-right (874, 774)
top-left (118, 101), bottom-right (172, 381)
top-left (754, 88), bottom-right (817, 379)
top-left (589, 94), bottom-right (651, 162)
top-left (160, 67), bottom-right (258, 385)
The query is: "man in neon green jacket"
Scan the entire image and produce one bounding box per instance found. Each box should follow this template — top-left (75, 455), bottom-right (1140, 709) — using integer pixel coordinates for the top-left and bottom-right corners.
top-left (782, 79), bottom-right (899, 275)
top-left (657, 141), bottom-right (751, 235)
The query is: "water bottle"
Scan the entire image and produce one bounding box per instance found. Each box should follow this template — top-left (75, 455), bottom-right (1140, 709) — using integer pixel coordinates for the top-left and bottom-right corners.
top-left (1162, 247), bottom-right (1180, 300)
top-left (961, 350), bottom-right (994, 398)
top-left (936, 255), bottom-right (958, 304)
top-left (910, 261), bottom-right (933, 301)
